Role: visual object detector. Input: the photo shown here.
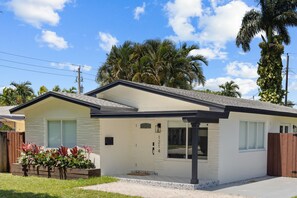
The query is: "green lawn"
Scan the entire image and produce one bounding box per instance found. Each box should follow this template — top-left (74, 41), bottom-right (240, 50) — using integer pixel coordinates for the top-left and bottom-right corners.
top-left (0, 173), bottom-right (136, 198)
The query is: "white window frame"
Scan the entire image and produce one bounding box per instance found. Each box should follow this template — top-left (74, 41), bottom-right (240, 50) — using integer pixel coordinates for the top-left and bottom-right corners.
top-left (280, 123), bottom-right (290, 133)
top-left (47, 119), bottom-right (77, 148)
top-left (239, 121), bottom-right (265, 152)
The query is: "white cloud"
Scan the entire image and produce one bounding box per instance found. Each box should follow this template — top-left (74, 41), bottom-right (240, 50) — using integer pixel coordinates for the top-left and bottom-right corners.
top-left (98, 32), bottom-right (119, 52)
top-left (0, 87), bottom-right (4, 95)
top-left (198, 0), bottom-right (251, 48)
top-left (51, 62), bottom-right (92, 71)
top-left (7, 0), bottom-right (70, 28)
top-left (0, 86), bottom-right (15, 95)
top-left (134, 3), bottom-right (146, 20)
top-left (164, 0), bottom-right (202, 41)
top-left (226, 61), bottom-right (258, 79)
top-left (39, 30), bottom-right (69, 50)
top-left (164, 0), bottom-right (252, 59)
top-left (189, 47), bottom-right (227, 60)
top-left (197, 77), bottom-right (258, 96)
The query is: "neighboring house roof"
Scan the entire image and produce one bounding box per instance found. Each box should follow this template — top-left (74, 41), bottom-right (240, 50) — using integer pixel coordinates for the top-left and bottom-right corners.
top-left (10, 91), bottom-right (136, 114)
top-left (86, 80), bottom-right (297, 118)
top-left (0, 106), bottom-right (24, 120)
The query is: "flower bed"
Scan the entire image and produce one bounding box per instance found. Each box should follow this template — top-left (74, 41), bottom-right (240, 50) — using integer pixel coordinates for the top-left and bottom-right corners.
top-left (11, 143), bottom-right (100, 179)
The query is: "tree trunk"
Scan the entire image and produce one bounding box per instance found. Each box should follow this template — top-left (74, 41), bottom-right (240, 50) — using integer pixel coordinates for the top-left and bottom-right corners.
top-left (257, 36), bottom-right (285, 104)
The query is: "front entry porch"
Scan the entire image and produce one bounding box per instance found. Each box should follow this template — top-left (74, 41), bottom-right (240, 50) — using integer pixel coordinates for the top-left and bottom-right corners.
top-left (113, 174), bottom-right (219, 190)
top-left (97, 110), bottom-right (228, 185)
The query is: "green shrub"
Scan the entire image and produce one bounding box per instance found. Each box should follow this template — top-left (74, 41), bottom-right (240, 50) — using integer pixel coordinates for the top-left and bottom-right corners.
top-left (19, 143), bottom-right (95, 169)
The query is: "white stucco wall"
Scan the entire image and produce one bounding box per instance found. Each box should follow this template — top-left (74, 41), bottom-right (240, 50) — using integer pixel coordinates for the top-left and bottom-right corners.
top-left (24, 98), bottom-right (101, 168)
top-left (218, 112), bottom-right (297, 184)
top-left (99, 118), bottom-right (133, 175)
top-left (99, 117), bottom-right (219, 181)
top-left (97, 85), bottom-right (209, 112)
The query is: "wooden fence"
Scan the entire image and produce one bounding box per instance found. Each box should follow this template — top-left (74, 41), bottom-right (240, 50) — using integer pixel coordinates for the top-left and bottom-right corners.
top-left (0, 132), bottom-right (25, 172)
top-left (267, 133), bottom-right (297, 177)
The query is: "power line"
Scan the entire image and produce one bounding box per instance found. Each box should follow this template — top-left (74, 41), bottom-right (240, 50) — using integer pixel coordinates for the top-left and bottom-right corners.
top-left (0, 64), bottom-right (75, 78)
top-left (0, 57), bottom-right (97, 77)
top-left (0, 50), bottom-right (63, 64)
top-left (0, 50), bottom-right (103, 70)
top-left (0, 63), bottom-right (96, 82)
top-left (0, 58), bottom-right (73, 72)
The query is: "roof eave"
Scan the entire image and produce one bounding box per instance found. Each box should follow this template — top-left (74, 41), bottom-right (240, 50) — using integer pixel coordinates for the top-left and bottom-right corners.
top-left (226, 106), bottom-right (297, 118)
top-left (85, 80), bottom-right (226, 111)
top-left (10, 92), bottom-right (102, 114)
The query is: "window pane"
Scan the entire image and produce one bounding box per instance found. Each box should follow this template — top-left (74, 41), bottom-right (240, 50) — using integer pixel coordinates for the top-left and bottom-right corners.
top-left (257, 122), bottom-right (264, 149)
top-left (188, 128), bottom-right (208, 160)
top-left (285, 126), bottom-right (289, 133)
top-left (248, 122), bottom-right (257, 149)
top-left (168, 127), bottom-right (186, 159)
top-left (48, 121), bottom-right (61, 148)
top-left (280, 126), bottom-right (283, 133)
top-left (239, 121), bottom-right (247, 150)
top-left (62, 120), bottom-right (77, 148)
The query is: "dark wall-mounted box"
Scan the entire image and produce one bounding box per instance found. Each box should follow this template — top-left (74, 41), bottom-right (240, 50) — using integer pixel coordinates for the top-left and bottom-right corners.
top-left (105, 137), bottom-right (114, 145)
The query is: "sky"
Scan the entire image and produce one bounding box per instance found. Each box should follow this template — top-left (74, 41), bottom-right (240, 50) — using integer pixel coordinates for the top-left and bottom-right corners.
top-left (0, 0), bottom-right (297, 103)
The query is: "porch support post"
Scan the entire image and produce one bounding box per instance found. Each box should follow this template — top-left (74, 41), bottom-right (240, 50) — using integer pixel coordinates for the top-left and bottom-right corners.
top-left (190, 121), bottom-right (200, 184)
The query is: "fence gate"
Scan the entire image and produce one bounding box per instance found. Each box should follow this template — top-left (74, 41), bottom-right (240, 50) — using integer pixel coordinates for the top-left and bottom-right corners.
top-left (267, 133), bottom-right (297, 177)
top-left (0, 132), bottom-right (25, 172)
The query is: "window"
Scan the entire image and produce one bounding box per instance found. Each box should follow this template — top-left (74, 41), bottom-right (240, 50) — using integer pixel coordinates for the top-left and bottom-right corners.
top-left (48, 120), bottom-right (76, 148)
top-left (280, 124), bottom-right (290, 133)
top-left (239, 121), bottom-right (265, 151)
top-left (167, 121), bottom-right (208, 160)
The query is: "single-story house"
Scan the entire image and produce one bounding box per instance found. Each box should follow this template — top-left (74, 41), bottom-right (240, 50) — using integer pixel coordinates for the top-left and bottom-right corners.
top-left (0, 106), bottom-right (25, 132)
top-left (10, 80), bottom-right (297, 185)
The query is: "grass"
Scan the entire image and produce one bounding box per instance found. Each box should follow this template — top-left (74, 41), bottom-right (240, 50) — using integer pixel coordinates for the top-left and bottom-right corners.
top-left (0, 173), bottom-right (136, 198)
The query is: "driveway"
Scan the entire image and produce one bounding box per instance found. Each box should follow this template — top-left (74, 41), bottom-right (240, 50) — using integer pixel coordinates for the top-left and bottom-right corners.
top-left (83, 177), bottom-right (297, 198)
top-left (83, 181), bottom-right (243, 198)
top-left (209, 177), bottom-right (297, 198)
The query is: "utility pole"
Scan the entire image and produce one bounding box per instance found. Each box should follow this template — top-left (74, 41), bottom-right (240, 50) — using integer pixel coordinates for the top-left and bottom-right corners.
top-left (285, 53), bottom-right (289, 106)
top-left (75, 65), bottom-right (83, 94)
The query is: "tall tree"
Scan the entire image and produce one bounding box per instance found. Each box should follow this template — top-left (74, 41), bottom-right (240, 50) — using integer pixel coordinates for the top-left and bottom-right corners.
top-left (52, 85), bottom-right (61, 92)
top-left (0, 87), bottom-right (17, 106)
top-left (10, 81), bottom-right (34, 104)
top-left (62, 87), bottom-right (77, 93)
top-left (38, 86), bottom-right (48, 95)
top-left (96, 39), bottom-right (207, 89)
top-left (236, 0), bottom-right (297, 104)
top-left (219, 81), bottom-right (241, 98)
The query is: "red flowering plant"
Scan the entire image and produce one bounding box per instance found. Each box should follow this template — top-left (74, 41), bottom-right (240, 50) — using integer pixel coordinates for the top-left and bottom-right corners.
top-left (68, 146), bottom-right (95, 169)
top-left (18, 143), bottom-right (96, 173)
top-left (19, 143), bottom-right (43, 167)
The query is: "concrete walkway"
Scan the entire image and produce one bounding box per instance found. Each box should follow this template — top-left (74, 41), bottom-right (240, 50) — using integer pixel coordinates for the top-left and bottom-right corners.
top-left (210, 177), bottom-right (297, 198)
top-left (83, 181), bottom-right (244, 198)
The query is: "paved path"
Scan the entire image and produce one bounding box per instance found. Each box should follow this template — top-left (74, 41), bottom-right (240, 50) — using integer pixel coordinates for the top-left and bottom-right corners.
top-left (210, 177), bottom-right (297, 198)
top-left (83, 181), bottom-right (244, 198)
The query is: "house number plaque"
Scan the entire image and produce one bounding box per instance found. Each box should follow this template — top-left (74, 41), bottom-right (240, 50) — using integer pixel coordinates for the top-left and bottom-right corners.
top-left (157, 135), bottom-right (161, 153)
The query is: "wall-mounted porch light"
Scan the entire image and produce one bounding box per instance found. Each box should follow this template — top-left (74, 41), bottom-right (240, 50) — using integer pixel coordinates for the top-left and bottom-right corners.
top-left (155, 123), bottom-right (161, 133)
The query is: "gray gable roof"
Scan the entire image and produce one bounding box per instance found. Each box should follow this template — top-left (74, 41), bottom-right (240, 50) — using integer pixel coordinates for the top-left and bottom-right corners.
top-left (86, 80), bottom-right (297, 117)
top-left (10, 91), bottom-right (136, 113)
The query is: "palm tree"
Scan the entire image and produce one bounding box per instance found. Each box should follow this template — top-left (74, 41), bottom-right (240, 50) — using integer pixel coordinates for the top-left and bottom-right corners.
top-left (10, 81), bottom-right (35, 104)
top-left (38, 86), bottom-right (48, 95)
top-left (0, 87), bottom-right (17, 106)
top-left (236, 0), bottom-right (297, 104)
top-left (97, 39), bottom-right (207, 89)
top-left (166, 43), bottom-right (207, 89)
top-left (97, 41), bottom-right (135, 85)
top-left (219, 81), bottom-right (241, 98)
top-left (62, 87), bottom-right (77, 93)
top-left (52, 85), bottom-right (61, 92)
